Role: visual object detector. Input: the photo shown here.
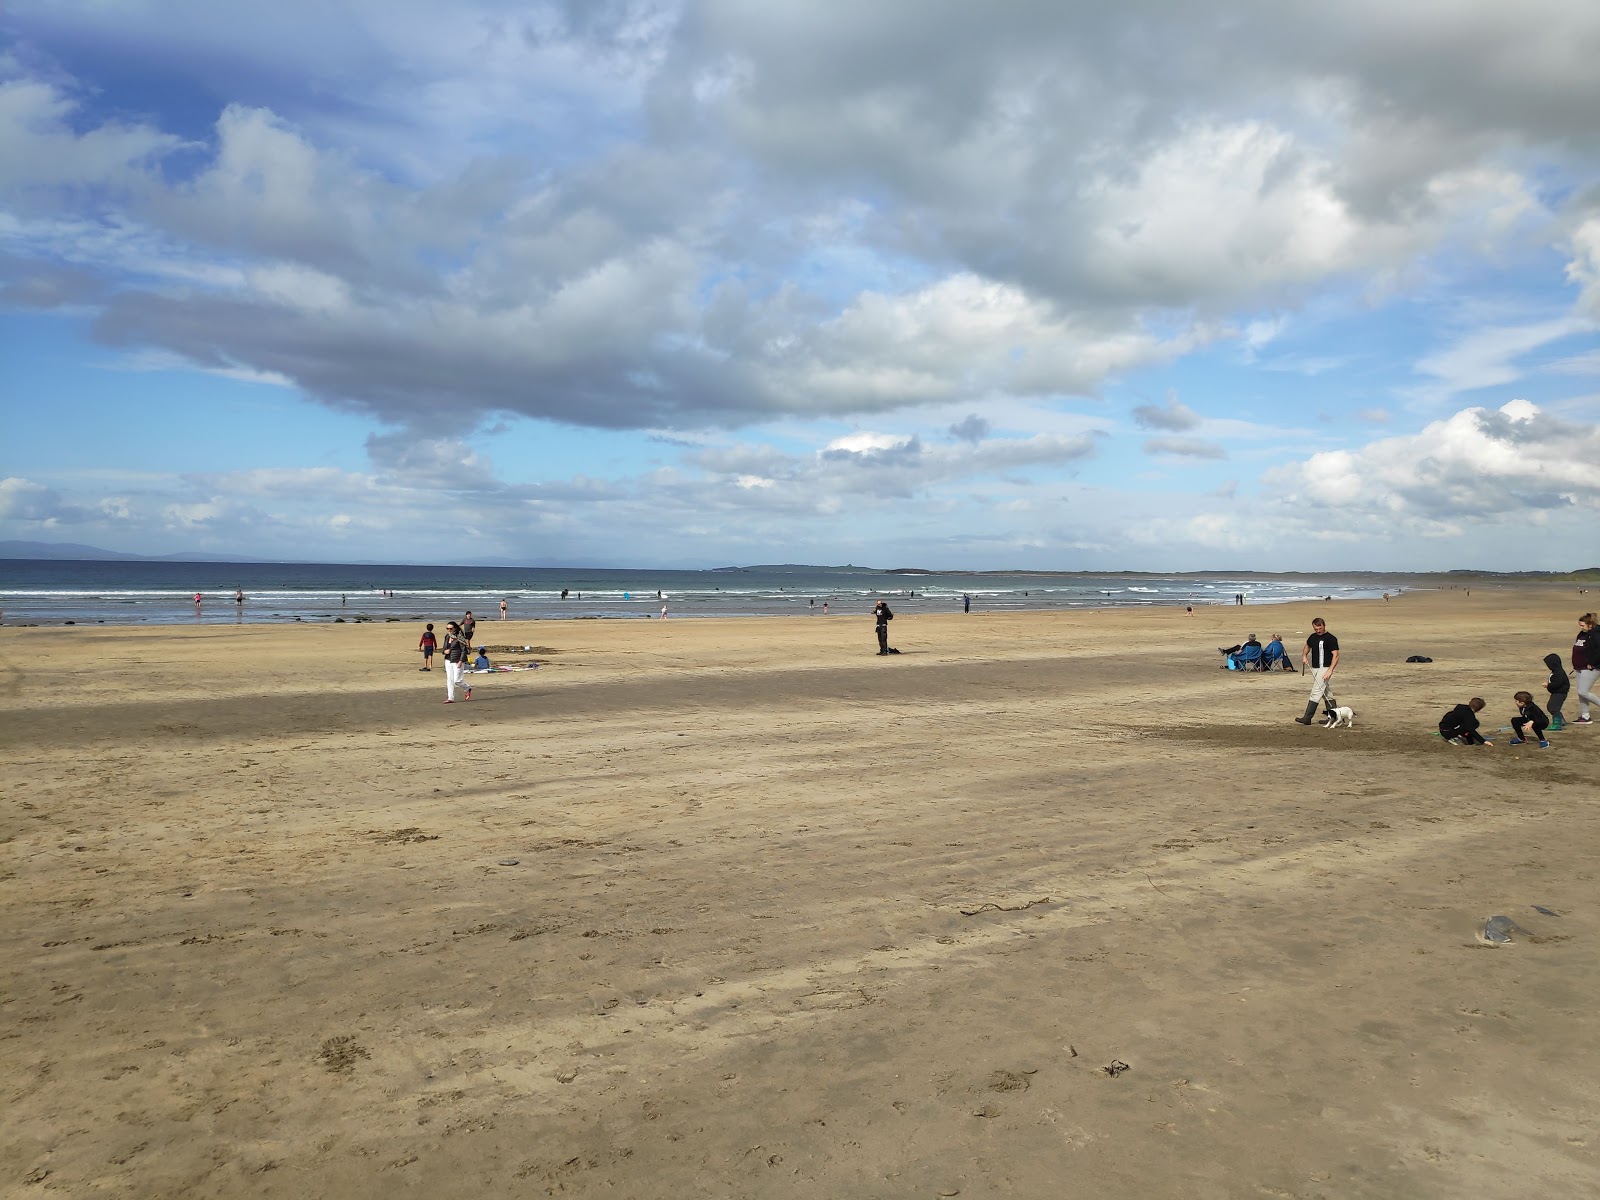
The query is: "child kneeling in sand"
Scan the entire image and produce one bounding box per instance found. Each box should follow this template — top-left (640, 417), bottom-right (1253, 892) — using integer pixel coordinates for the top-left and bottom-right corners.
top-left (1439, 698), bottom-right (1491, 746)
top-left (1509, 691), bottom-right (1550, 748)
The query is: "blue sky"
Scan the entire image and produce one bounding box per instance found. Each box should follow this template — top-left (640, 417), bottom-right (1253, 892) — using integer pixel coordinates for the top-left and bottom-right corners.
top-left (2, 1), bottom-right (1597, 570)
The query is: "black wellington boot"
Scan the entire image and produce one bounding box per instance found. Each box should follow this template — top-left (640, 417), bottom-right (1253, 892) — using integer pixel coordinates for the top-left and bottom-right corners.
top-left (1294, 702), bottom-right (1319, 725)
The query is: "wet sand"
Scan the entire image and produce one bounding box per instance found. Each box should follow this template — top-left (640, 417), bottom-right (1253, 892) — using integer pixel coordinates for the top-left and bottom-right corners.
top-left (3, 588), bottom-right (1597, 1198)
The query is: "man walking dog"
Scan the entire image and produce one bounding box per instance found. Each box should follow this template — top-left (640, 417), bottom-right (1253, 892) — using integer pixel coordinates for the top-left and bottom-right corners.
top-left (1295, 617), bottom-right (1339, 725)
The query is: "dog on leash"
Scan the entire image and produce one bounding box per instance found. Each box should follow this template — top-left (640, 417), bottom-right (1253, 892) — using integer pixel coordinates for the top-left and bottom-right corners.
top-left (1322, 706), bottom-right (1355, 729)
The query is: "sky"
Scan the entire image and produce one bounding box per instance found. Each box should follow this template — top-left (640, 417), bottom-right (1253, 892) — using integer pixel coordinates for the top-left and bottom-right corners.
top-left (1, 1), bottom-right (1598, 572)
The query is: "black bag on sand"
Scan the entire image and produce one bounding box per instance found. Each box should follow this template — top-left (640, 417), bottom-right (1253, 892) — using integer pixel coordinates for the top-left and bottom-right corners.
top-left (1406, 655), bottom-right (1433, 663)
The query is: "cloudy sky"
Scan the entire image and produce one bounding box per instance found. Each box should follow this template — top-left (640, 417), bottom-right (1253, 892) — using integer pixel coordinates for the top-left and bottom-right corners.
top-left (2, 1), bottom-right (1598, 570)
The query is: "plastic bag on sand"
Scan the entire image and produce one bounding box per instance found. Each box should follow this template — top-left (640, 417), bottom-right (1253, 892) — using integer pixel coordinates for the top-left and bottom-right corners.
top-left (1478, 915), bottom-right (1532, 945)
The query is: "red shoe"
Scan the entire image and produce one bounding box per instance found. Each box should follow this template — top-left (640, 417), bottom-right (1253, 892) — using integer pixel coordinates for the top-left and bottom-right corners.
top-left (443, 699), bottom-right (454, 704)
top-left (464, 688), bottom-right (472, 700)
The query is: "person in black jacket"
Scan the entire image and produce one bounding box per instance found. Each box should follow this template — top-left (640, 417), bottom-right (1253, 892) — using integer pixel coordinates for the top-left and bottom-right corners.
top-left (1544, 652), bottom-right (1570, 731)
top-left (1509, 691), bottom-right (1550, 747)
top-left (1439, 698), bottom-right (1490, 746)
top-left (873, 600), bottom-right (895, 655)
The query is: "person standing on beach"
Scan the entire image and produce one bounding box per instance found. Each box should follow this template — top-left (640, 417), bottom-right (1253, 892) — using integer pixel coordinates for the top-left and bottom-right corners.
top-left (1295, 617), bottom-right (1339, 725)
top-left (461, 610), bottom-right (476, 646)
top-left (441, 622), bottom-right (472, 703)
top-left (963, 593), bottom-right (971, 614)
top-left (1573, 612), bottom-right (1599, 724)
top-left (418, 622), bottom-right (437, 671)
top-left (873, 600), bottom-right (895, 655)
top-left (500, 598), bottom-right (508, 620)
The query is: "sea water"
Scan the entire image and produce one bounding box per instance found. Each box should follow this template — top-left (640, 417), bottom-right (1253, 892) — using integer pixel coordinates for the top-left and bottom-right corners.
top-left (0, 559), bottom-right (1394, 626)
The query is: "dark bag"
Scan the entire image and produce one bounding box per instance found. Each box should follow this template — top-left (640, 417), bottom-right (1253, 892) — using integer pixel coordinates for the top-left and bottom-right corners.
top-left (1405, 655), bottom-right (1433, 663)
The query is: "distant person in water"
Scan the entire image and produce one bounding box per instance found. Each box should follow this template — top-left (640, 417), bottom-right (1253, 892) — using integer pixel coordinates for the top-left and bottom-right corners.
top-left (500, 598), bottom-right (508, 620)
top-left (963, 593), bottom-right (971, 614)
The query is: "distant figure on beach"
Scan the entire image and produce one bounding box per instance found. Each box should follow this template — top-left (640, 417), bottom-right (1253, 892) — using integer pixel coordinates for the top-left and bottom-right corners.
top-left (822, 601), bottom-right (829, 615)
top-left (873, 600), bottom-right (896, 655)
top-left (441, 622), bottom-right (471, 703)
top-left (461, 610), bottom-right (476, 645)
top-left (234, 588), bottom-right (244, 607)
top-left (1295, 618), bottom-right (1339, 725)
top-left (341, 594), bottom-right (347, 606)
top-left (1186, 604), bottom-right (1193, 616)
top-left (561, 589), bottom-right (569, 600)
top-left (963, 593), bottom-right (971, 614)
top-left (1382, 592), bottom-right (1389, 603)
top-left (1439, 698), bottom-right (1490, 745)
top-left (500, 598), bottom-right (508, 620)
top-left (418, 623), bottom-right (436, 671)
top-left (193, 592), bottom-right (202, 608)
top-left (1573, 612), bottom-right (1599, 724)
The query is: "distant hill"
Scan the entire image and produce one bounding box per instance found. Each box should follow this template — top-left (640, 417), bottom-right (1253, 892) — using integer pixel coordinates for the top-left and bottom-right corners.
top-left (0, 540), bottom-right (150, 560)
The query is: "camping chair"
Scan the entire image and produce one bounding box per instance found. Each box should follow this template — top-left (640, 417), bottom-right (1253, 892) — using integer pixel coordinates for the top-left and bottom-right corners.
top-left (1259, 642), bottom-right (1288, 672)
top-left (1225, 643), bottom-right (1264, 671)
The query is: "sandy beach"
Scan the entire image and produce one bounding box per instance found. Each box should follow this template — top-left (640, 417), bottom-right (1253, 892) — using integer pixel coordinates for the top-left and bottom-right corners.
top-left (3, 587), bottom-right (1596, 1199)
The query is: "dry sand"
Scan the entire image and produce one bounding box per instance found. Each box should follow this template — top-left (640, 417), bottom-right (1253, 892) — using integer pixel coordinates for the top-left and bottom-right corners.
top-left (3, 588), bottom-right (1597, 1199)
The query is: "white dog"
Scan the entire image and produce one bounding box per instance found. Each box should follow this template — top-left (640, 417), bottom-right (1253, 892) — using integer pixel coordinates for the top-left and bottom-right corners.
top-left (1322, 706), bottom-right (1355, 729)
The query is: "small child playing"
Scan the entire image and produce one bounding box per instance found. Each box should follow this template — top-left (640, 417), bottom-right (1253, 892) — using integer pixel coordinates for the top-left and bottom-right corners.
top-left (1509, 691), bottom-right (1550, 748)
top-left (1543, 653), bottom-right (1570, 731)
top-left (418, 622), bottom-right (436, 671)
top-left (1439, 698), bottom-right (1491, 746)
top-left (474, 647), bottom-right (491, 670)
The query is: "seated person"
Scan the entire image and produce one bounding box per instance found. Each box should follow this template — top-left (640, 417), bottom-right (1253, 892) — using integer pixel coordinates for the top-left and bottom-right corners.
top-left (1439, 698), bottom-right (1491, 745)
top-left (474, 647), bottom-right (491, 670)
top-left (1218, 634), bottom-right (1262, 656)
top-left (1262, 634), bottom-right (1293, 670)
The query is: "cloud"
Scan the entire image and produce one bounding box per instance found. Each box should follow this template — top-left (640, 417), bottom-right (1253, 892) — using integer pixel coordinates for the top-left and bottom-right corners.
top-left (3, 4), bottom-right (1592, 438)
top-left (1132, 397), bottom-right (1201, 431)
top-left (1412, 316), bottom-right (1594, 399)
top-left (948, 413), bottom-right (990, 443)
top-left (1143, 436), bottom-right (1227, 460)
top-left (1266, 399), bottom-right (1600, 521)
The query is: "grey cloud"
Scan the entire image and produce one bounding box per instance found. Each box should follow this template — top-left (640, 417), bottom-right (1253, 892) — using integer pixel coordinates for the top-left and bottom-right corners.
top-left (1143, 436), bottom-right (1226, 459)
top-left (949, 414), bottom-right (990, 443)
top-left (1132, 398), bottom-right (1200, 431)
top-left (5, 3), bottom-right (1599, 434)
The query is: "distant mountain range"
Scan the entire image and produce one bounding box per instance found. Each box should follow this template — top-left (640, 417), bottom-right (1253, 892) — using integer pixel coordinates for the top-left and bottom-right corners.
top-left (1, 540), bottom-right (1594, 577)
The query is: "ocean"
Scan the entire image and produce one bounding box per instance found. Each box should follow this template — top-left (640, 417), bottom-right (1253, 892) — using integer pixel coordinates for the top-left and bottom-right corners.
top-left (0, 559), bottom-right (1399, 627)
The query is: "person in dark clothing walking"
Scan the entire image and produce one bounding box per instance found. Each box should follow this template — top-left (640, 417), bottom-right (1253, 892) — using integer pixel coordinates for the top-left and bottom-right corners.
top-left (1544, 652), bottom-right (1570, 731)
top-left (1509, 692), bottom-right (1550, 747)
top-left (873, 600), bottom-right (895, 655)
top-left (1439, 698), bottom-right (1491, 746)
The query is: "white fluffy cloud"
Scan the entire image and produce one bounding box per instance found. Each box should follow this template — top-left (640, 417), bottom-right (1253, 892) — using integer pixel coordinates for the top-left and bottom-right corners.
top-left (1267, 399), bottom-right (1600, 520)
top-left (3, 4), bottom-right (1596, 435)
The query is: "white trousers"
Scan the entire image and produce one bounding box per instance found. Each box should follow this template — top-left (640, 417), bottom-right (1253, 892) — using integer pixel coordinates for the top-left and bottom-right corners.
top-left (445, 660), bottom-right (470, 701)
top-left (1307, 666), bottom-right (1335, 706)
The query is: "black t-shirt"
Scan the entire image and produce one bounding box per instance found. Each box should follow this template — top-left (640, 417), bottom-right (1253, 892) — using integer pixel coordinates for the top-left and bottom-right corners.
top-left (874, 605), bottom-right (893, 628)
top-left (1305, 631), bottom-right (1338, 669)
